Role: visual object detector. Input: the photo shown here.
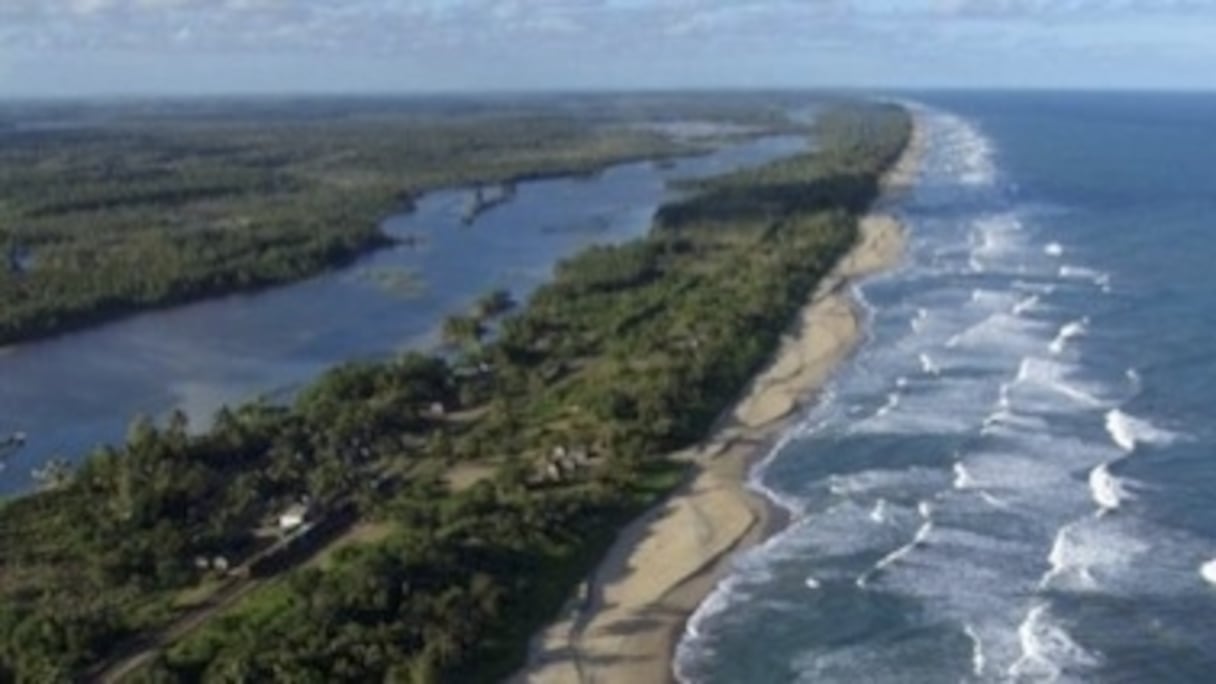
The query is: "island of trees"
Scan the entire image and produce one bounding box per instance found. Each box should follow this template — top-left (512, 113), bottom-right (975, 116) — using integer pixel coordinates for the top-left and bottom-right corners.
top-left (0, 99), bottom-right (910, 682)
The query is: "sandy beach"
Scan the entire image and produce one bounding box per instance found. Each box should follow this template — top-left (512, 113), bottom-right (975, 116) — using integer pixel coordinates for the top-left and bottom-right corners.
top-left (514, 119), bottom-right (924, 684)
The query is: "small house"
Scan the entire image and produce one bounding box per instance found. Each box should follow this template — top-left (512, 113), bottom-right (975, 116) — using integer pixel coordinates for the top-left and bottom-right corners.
top-left (278, 502), bottom-right (312, 531)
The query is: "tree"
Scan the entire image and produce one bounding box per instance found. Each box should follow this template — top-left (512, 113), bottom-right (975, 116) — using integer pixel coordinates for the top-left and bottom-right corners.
top-left (441, 315), bottom-right (484, 348)
top-left (474, 288), bottom-right (515, 320)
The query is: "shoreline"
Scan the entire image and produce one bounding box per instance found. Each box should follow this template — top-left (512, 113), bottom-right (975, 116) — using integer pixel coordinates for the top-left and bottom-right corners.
top-left (0, 131), bottom-right (744, 351)
top-left (0, 131), bottom-right (802, 498)
top-left (515, 116), bottom-right (924, 684)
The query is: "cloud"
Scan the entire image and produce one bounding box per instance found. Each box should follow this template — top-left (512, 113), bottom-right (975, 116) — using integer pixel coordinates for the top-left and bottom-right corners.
top-left (2, 0), bottom-right (1211, 53)
top-left (2, 0), bottom-right (1215, 94)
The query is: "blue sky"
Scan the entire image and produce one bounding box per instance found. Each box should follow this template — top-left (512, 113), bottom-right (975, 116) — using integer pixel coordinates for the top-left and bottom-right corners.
top-left (2, 0), bottom-right (1216, 96)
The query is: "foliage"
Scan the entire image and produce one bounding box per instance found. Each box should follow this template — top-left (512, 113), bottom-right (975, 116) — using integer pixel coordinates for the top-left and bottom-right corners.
top-left (0, 99), bottom-right (712, 346)
top-left (0, 99), bottom-right (910, 682)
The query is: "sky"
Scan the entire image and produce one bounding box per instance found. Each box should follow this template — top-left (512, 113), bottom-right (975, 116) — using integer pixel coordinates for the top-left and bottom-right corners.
top-left (2, 0), bottom-right (1216, 96)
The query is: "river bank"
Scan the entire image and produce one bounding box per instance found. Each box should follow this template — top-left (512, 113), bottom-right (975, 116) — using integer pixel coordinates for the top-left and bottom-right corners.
top-left (0, 133), bottom-right (807, 496)
top-left (516, 116), bottom-right (923, 684)
top-left (0, 103), bottom-right (913, 681)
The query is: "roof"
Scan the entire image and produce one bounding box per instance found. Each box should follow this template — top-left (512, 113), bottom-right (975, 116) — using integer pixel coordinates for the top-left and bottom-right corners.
top-left (281, 502), bottom-right (311, 518)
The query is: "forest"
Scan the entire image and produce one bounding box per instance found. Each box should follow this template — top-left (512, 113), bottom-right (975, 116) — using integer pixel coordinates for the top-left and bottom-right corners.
top-left (0, 94), bottom-right (803, 347)
top-left (0, 99), bottom-right (910, 682)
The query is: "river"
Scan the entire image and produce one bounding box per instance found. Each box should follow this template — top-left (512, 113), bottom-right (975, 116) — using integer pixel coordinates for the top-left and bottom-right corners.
top-left (0, 132), bottom-right (807, 495)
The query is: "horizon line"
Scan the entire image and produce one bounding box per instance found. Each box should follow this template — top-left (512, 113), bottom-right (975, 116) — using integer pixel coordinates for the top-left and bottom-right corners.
top-left (3, 84), bottom-right (1216, 103)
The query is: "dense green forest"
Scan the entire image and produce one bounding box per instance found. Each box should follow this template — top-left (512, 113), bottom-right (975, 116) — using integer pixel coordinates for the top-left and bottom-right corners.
top-left (0, 94), bottom-right (805, 346)
top-left (0, 100), bottom-right (910, 682)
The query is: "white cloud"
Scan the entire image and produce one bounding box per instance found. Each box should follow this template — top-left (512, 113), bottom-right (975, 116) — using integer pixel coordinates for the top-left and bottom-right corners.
top-left (2, 0), bottom-right (1215, 93)
top-left (2, 0), bottom-right (1208, 53)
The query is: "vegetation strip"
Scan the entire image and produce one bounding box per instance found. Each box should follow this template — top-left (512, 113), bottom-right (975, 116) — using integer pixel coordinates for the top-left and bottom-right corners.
top-left (0, 94), bottom-right (806, 346)
top-left (0, 100), bottom-right (910, 682)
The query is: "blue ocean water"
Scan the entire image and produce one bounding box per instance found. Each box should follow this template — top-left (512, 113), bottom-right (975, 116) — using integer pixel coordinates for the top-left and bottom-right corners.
top-left (676, 93), bottom-right (1216, 682)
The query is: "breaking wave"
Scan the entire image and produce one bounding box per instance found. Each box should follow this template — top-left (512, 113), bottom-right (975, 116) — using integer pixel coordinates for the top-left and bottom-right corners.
top-left (1049, 318), bottom-right (1088, 355)
top-left (1088, 462), bottom-right (1135, 511)
top-left (1010, 603), bottom-right (1102, 680)
top-left (675, 102), bottom-right (1208, 684)
top-left (1105, 408), bottom-right (1178, 453)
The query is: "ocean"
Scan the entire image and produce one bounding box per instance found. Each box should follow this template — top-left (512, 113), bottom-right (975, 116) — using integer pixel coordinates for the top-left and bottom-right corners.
top-left (675, 92), bottom-right (1216, 682)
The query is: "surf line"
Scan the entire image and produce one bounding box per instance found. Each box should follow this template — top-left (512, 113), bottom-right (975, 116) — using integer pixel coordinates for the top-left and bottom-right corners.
top-left (856, 501), bottom-right (934, 589)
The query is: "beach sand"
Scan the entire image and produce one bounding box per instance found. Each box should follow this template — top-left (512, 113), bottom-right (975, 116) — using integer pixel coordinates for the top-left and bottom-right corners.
top-left (514, 120), bottom-right (924, 684)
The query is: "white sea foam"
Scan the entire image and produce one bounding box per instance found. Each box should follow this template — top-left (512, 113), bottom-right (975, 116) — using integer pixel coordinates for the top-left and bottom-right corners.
top-left (679, 571), bottom-right (747, 650)
top-left (747, 424), bottom-right (817, 517)
top-left (1042, 524), bottom-right (1090, 590)
top-left (957, 448), bottom-right (1070, 496)
top-left (918, 353), bottom-right (940, 375)
top-left (677, 107), bottom-right (1142, 682)
top-left (1089, 462), bottom-right (1134, 511)
top-left (874, 392), bottom-right (901, 418)
top-left (1045, 242), bottom-right (1064, 257)
top-left (857, 503), bottom-right (934, 588)
top-left (1049, 318), bottom-right (1088, 355)
top-left (980, 408), bottom-right (1006, 434)
top-left (937, 112), bottom-right (997, 186)
top-left (953, 462), bottom-right (975, 490)
top-left (1015, 357), bottom-right (1105, 406)
top-left (979, 491), bottom-right (1013, 510)
top-left (947, 309), bottom-right (1052, 358)
top-left (1126, 368), bottom-right (1142, 392)
top-left (970, 288), bottom-right (1007, 306)
top-left (1013, 280), bottom-right (1057, 295)
top-left (1202, 560), bottom-right (1216, 587)
top-left (1060, 264), bottom-right (1112, 289)
top-left (964, 625), bottom-right (988, 677)
top-left (1105, 409), bottom-right (1178, 453)
top-left (826, 468), bottom-right (948, 499)
top-left (909, 307), bottom-right (930, 333)
top-left (870, 499), bottom-right (890, 524)
top-left (757, 501), bottom-right (917, 575)
top-left (1010, 603), bottom-right (1101, 680)
top-left (971, 215), bottom-right (1023, 260)
top-left (1012, 295), bottom-right (1040, 316)
top-left (1059, 265), bottom-right (1101, 280)
top-left (997, 382), bottom-right (1012, 410)
top-left (858, 524), bottom-right (934, 589)
top-left (983, 405), bottom-right (1049, 435)
top-left (1039, 517), bottom-right (1168, 596)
